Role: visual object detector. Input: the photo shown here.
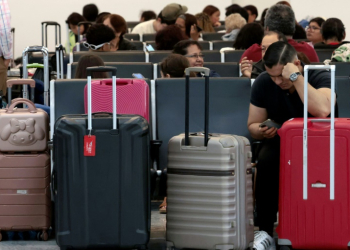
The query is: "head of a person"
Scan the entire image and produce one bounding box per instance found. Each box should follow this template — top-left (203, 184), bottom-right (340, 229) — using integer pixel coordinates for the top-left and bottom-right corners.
top-left (157, 3), bottom-right (188, 30)
top-left (331, 43), bottom-right (350, 62)
top-left (173, 40), bottom-right (204, 67)
top-left (66, 12), bottom-right (87, 35)
top-left (103, 14), bottom-right (127, 51)
top-left (264, 4), bottom-right (295, 37)
top-left (95, 12), bottom-right (111, 23)
top-left (225, 4), bottom-right (249, 23)
top-left (75, 54), bottom-right (108, 79)
top-left (82, 4), bottom-right (99, 22)
top-left (233, 22), bottom-right (264, 50)
top-left (244, 5), bottom-right (258, 23)
top-left (160, 54), bottom-right (190, 78)
top-left (306, 17), bottom-right (325, 45)
top-left (261, 31), bottom-right (287, 57)
top-left (175, 14), bottom-right (198, 39)
top-left (155, 25), bottom-right (186, 50)
top-left (195, 12), bottom-right (215, 32)
top-left (260, 8), bottom-right (269, 27)
top-left (140, 10), bottom-right (157, 22)
top-left (276, 1), bottom-right (292, 7)
top-left (85, 24), bottom-right (116, 52)
top-left (263, 41), bottom-right (300, 90)
top-left (202, 5), bottom-right (220, 26)
top-left (225, 13), bottom-right (246, 33)
top-left (321, 18), bottom-right (346, 44)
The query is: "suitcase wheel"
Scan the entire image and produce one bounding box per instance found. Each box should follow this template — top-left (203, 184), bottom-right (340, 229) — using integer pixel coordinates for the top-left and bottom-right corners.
top-left (36, 230), bottom-right (48, 241)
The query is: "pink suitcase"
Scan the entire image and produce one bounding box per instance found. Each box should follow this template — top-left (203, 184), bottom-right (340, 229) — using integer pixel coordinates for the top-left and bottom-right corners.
top-left (0, 97), bottom-right (49, 152)
top-left (0, 152), bottom-right (51, 241)
top-left (277, 65), bottom-right (350, 249)
top-left (83, 78), bottom-right (149, 121)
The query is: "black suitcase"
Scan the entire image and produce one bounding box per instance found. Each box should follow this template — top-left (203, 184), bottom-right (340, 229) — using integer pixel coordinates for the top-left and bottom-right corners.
top-left (53, 66), bottom-right (150, 249)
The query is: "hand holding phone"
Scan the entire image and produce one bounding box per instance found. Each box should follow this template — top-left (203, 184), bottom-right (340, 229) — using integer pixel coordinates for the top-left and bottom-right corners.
top-left (259, 119), bottom-right (281, 129)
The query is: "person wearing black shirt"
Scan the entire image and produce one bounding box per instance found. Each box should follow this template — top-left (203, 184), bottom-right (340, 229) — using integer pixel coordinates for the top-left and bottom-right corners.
top-left (247, 41), bottom-right (335, 237)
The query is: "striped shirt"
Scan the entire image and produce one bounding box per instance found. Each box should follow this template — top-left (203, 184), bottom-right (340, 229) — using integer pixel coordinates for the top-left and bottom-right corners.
top-left (0, 0), bottom-right (12, 59)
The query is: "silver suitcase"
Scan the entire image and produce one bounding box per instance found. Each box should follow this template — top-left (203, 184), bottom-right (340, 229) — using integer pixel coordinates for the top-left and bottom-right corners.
top-left (166, 67), bottom-right (254, 250)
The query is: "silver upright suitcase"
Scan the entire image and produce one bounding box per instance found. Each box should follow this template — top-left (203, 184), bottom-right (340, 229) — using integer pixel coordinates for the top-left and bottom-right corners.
top-left (166, 67), bottom-right (254, 250)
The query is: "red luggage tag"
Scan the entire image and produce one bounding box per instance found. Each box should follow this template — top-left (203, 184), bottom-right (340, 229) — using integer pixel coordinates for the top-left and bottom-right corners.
top-left (84, 135), bottom-right (96, 156)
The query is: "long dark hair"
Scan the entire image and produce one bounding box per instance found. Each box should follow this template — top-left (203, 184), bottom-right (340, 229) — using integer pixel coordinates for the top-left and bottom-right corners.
top-left (233, 22), bottom-right (264, 49)
top-left (75, 54), bottom-right (108, 78)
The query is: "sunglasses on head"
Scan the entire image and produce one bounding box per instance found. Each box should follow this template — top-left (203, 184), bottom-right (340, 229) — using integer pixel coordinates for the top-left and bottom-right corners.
top-left (83, 42), bottom-right (110, 50)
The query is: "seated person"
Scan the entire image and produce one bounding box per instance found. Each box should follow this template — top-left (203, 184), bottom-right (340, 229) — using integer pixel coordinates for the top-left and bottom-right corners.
top-left (175, 14), bottom-right (201, 41)
top-left (84, 24), bottom-right (116, 52)
top-left (222, 13), bottom-right (246, 41)
top-left (248, 41), bottom-right (336, 237)
top-left (241, 31), bottom-right (287, 78)
top-left (160, 54), bottom-right (192, 78)
top-left (195, 12), bottom-right (215, 33)
top-left (155, 25), bottom-right (186, 50)
top-left (66, 12), bottom-right (87, 52)
top-left (314, 18), bottom-right (349, 49)
top-left (75, 54), bottom-right (108, 79)
top-left (103, 14), bottom-right (137, 50)
top-left (140, 10), bottom-right (157, 22)
top-left (233, 22), bottom-right (264, 50)
top-left (306, 17), bottom-right (325, 47)
top-left (172, 40), bottom-right (220, 77)
top-left (202, 5), bottom-right (221, 27)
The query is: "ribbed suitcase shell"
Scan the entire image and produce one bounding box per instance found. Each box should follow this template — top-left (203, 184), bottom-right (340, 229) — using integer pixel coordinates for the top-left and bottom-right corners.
top-left (0, 107), bottom-right (49, 152)
top-left (83, 79), bottom-right (149, 121)
top-left (0, 152), bottom-right (51, 233)
top-left (166, 133), bottom-right (254, 250)
top-left (53, 114), bottom-right (150, 249)
top-left (277, 118), bottom-right (350, 249)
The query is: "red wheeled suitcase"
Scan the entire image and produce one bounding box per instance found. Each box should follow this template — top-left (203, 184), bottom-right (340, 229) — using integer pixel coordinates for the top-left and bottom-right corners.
top-left (277, 65), bottom-right (350, 249)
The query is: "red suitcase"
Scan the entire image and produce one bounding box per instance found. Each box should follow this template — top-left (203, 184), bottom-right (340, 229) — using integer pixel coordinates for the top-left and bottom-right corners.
top-left (277, 65), bottom-right (350, 249)
top-left (83, 78), bottom-right (149, 121)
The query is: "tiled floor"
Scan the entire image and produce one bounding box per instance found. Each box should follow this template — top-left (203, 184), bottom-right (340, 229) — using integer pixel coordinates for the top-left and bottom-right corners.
top-left (0, 202), bottom-right (168, 250)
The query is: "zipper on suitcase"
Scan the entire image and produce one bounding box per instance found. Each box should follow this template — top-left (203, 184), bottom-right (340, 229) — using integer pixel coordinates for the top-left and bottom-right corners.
top-left (168, 168), bottom-right (235, 176)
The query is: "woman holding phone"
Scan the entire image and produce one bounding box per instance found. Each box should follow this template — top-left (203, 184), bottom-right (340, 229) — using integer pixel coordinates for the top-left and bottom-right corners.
top-left (175, 14), bottom-right (202, 41)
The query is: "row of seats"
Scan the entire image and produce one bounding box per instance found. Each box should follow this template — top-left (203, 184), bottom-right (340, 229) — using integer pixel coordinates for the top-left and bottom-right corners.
top-left (50, 76), bottom-right (350, 171)
top-left (67, 62), bottom-right (240, 79)
top-left (124, 32), bottom-right (227, 42)
top-left (70, 49), bottom-right (339, 64)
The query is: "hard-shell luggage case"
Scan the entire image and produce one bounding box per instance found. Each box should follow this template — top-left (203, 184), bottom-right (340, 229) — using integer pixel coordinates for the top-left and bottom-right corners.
top-left (83, 78), bottom-right (150, 121)
top-left (0, 90), bottom-right (49, 152)
top-left (166, 67), bottom-right (254, 250)
top-left (0, 152), bottom-right (51, 241)
top-left (23, 46), bottom-right (50, 106)
top-left (53, 66), bottom-right (150, 249)
top-left (277, 65), bottom-right (350, 249)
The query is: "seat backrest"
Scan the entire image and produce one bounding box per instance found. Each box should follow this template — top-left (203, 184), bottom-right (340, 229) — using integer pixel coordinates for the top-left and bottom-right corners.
top-left (142, 33), bottom-right (156, 42)
top-left (212, 40), bottom-right (234, 50)
top-left (203, 62), bottom-right (239, 77)
top-left (315, 49), bottom-right (334, 62)
top-left (72, 51), bottom-right (146, 63)
top-left (69, 62), bottom-right (154, 79)
top-left (126, 21), bottom-right (139, 30)
top-left (153, 77), bottom-right (252, 170)
top-left (148, 51), bottom-right (172, 63)
top-left (124, 33), bottom-right (140, 41)
top-left (198, 41), bottom-right (210, 50)
top-left (202, 50), bottom-right (222, 62)
top-left (202, 32), bottom-right (223, 41)
top-left (224, 50), bottom-right (246, 62)
top-left (214, 26), bottom-right (225, 32)
top-left (335, 76), bottom-right (350, 117)
top-left (330, 62), bottom-right (350, 76)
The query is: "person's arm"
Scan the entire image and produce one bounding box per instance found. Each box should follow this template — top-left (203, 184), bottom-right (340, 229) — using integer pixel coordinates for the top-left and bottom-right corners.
top-left (0, 0), bottom-right (12, 63)
top-left (247, 103), bottom-right (278, 140)
top-left (190, 25), bottom-right (200, 41)
top-left (241, 56), bottom-right (253, 78)
top-left (282, 63), bottom-right (334, 117)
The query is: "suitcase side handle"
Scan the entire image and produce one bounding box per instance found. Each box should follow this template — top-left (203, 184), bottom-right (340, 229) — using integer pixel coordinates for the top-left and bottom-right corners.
top-left (6, 98), bottom-right (37, 113)
top-left (86, 66), bottom-right (118, 132)
top-left (303, 64), bottom-right (336, 200)
top-left (184, 67), bottom-right (210, 146)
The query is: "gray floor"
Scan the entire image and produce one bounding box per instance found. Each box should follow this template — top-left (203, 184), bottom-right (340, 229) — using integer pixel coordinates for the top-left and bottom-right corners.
top-left (0, 202), bottom-right (167, 250)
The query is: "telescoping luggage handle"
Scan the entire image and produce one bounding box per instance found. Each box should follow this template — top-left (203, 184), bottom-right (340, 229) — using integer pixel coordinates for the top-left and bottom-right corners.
top-left (7, 79), bottom-right (35, 103)
top-left (41, 21), bottom-right (61, 48)
top-left (22, 46), bottom-right (49, 106)
top-left (303, 65), bottom-right (336, 200)
top-left (184, 67), bottom-right (210, 146)
top-left (86, 66), bottom-right (118, 132)
top-left (55, 44), bottom-right (64, 79)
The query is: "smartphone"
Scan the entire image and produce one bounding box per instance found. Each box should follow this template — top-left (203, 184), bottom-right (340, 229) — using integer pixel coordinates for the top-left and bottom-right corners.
top-left (132, 73), bottom-right (145, 79)
top-left (145, 44), bottom-right (155, 52)
top-left (259, 119), bottom-right (281, 129)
